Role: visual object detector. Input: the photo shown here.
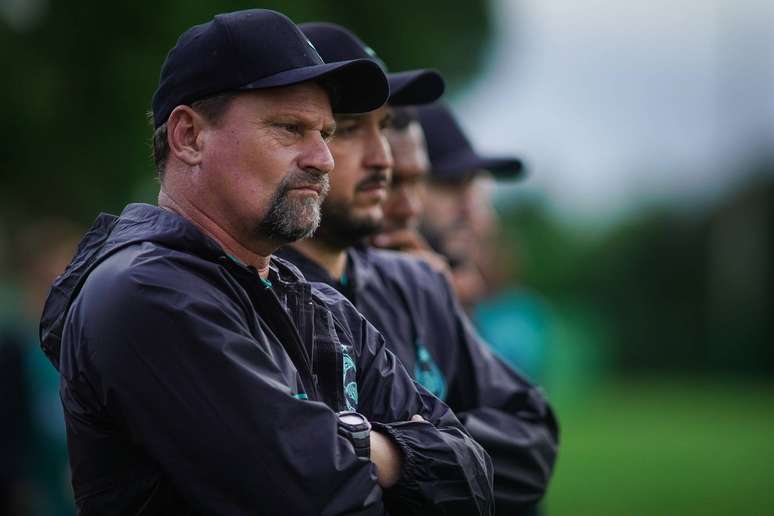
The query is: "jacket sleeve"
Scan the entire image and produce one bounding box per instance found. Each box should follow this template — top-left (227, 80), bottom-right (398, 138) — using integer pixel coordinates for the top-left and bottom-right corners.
top-left (324, 294), bottom-right (495, 516)
top-left (70, 258), bottom-right (385, 516)
top-left (441, 275), bottom-right (560, 513)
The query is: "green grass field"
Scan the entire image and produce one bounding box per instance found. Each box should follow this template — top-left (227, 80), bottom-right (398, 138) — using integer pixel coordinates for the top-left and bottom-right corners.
top-left (545, 378), bottom-right (774, 516)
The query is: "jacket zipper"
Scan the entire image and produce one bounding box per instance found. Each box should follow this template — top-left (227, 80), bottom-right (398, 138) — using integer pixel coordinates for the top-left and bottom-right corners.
top-left (222, 258), bottom-right (320, 401)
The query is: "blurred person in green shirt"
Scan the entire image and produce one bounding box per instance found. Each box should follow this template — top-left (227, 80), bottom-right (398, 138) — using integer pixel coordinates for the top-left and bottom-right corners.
top-left (0, 219), bottom-right (79, 516)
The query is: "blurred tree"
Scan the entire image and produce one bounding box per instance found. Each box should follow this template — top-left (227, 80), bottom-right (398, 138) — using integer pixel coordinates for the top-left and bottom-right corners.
top-left (499, 156), bottom-right (774, 375)
top-left (0, 0), bottom-right (491, 230)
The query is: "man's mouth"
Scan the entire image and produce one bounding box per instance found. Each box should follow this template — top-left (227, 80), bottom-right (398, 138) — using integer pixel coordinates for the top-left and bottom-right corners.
top-left (356, 174), bottom-right (389, 192)
top-left (289, 183), bottom-right (324, 194)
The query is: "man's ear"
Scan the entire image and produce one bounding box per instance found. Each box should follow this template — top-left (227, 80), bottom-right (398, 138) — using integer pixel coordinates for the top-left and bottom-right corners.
top-left (167, 105), bottom-right (207, 166)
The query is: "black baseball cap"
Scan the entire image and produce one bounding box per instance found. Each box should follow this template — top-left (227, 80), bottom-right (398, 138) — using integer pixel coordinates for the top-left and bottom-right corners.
top-left (299, 22), bottom-right (445, 107)
top-left (418, 102), bottom-right (524, 181)
top-left (151, 9), bottom-right (389, 128)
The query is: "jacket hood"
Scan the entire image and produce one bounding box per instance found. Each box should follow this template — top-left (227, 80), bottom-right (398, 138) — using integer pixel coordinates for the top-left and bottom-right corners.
top-left (39, 203), bottom-right (226, 370)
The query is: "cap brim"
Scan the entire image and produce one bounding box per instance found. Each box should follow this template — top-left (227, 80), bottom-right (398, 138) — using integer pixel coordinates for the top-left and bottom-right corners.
top-left (477, 156), bottom-right (525, 179)
top-left (237, 58), bottom-right (388, 114)
top-left (387, 69), bottom-right (445, 106)
top-left (432, 149), bottom-right (525, 181)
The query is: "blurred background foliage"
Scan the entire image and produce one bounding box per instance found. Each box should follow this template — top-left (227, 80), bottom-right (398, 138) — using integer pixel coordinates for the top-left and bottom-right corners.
top-left (2, 1), bottom-right (773, 515)
top-left (0, 0), bottom-right (490, 227)
top-left (501, 158), bottom-right (774, 376)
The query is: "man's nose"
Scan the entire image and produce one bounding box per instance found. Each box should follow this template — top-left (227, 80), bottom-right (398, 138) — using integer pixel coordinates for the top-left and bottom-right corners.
top-left (392, 185), bottom-right (422, 219)
top-left (364, 131), bottom-right (394, 172)
top-left (300, 133), bottom-right (335, 176)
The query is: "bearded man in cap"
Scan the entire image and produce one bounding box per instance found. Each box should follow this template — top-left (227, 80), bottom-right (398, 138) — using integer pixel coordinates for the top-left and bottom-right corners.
top-left (418, 102), bottom-right (524, 308)
top-left (372, 106), bottom-right (452, 275)
top-left (277, 22), bottom-right (558, 516)
top-left (376, 102), bottom-right (525, 309)
top-left (39, 10), bottom-right (495, 516)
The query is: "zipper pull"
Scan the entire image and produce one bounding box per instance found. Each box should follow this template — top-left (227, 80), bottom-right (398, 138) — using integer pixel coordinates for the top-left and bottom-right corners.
top-left (312, 374), bottom-right (320, 399)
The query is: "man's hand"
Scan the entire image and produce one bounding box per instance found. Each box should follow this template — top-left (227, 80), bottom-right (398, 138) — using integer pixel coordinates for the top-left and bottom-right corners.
top-left (372, 229), bottom-right (451, 276)
top-left (370, 430), bottom-right (402, 488)
top-left (370, 415), bottom-right (427, 488)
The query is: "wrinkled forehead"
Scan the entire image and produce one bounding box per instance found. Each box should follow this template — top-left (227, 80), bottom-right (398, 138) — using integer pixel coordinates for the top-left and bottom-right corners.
top-left (245, 81), bottom-right (335, 125)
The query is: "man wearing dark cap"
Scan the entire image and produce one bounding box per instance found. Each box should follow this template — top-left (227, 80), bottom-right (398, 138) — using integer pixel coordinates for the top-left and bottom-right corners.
top-left (380, 101), bottom-right (525, 308)
top-left (373, 106), bottom-right (452, 274)
top-left (39, 10), bottom-right (494, 515)
top-left (277, 23), bottom-right (558, 516)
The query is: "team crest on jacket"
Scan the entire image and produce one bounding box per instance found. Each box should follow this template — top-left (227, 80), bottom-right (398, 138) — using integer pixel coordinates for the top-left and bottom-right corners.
top-left (415, 343), bottom-right (446, 400)
top-left (342, 344), bottom-right (358, 411)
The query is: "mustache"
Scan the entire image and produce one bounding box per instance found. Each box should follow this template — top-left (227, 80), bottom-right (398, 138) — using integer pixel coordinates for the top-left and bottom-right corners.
top-left (355, 169), bottom-right (389, 191)
top-left (282, 169), bottom-right (330, 196)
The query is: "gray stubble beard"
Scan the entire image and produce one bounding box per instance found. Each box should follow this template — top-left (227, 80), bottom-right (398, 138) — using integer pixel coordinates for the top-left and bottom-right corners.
top-left (257, 170), bottom-right (330, 243)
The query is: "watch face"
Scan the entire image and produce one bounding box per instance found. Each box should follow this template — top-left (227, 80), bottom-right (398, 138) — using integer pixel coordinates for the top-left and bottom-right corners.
top-left (339, 413), bottom-right (365, 426)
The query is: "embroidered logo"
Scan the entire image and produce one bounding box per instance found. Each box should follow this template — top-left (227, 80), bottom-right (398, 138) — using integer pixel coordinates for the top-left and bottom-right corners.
top-left (342, 345), bottom-right (358, 411)
top-left (414, 343), bottom-right (446, 401)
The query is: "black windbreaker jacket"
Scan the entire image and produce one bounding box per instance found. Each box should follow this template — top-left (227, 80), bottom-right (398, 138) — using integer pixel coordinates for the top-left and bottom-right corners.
top-left (39, 204), bottom-right (494, 516)
top-left (277, 245), bottom-right (559, 514)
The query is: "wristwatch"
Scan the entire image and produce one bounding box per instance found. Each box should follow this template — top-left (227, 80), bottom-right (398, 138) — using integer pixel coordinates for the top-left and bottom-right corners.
top-left (336, 411), bottom-right (371, 460)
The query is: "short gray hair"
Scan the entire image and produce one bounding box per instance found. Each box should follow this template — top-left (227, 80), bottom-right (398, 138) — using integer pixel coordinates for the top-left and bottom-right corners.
top-left (149, 92), bottom-right (237, 181)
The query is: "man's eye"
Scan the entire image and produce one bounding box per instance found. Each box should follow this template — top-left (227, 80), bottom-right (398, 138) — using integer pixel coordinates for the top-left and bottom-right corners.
top-left (278, 123), bottom-right (301, 135)
top-left (335, 124), bottom-right (358, 137)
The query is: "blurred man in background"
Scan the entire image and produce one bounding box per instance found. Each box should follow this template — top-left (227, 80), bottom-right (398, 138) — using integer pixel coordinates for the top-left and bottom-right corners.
top-left (278, 23), bottom-right (558, 515)
top-left (374, 102), bottom-right (524, 309)
top-left (378, 101), bottom-right (551, 383)
top-left (38, 10), bottom-right (495, 515)
top-left (415, 103), bottom-right (552, 381)
top-left (416, 102), bottom-right (524, 309)
top-left (372, 106), bottom-right (452, 275)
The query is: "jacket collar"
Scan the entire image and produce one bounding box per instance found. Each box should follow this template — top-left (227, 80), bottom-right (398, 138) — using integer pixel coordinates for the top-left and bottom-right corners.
top-left (40, 203), bottom-right (309, 370)
top-left (275, 243), bottom-right (381, 296)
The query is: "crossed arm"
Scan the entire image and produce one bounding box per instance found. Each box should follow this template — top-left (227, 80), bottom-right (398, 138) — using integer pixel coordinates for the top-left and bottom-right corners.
top-left (73, 260), bottom-right (494, 515)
